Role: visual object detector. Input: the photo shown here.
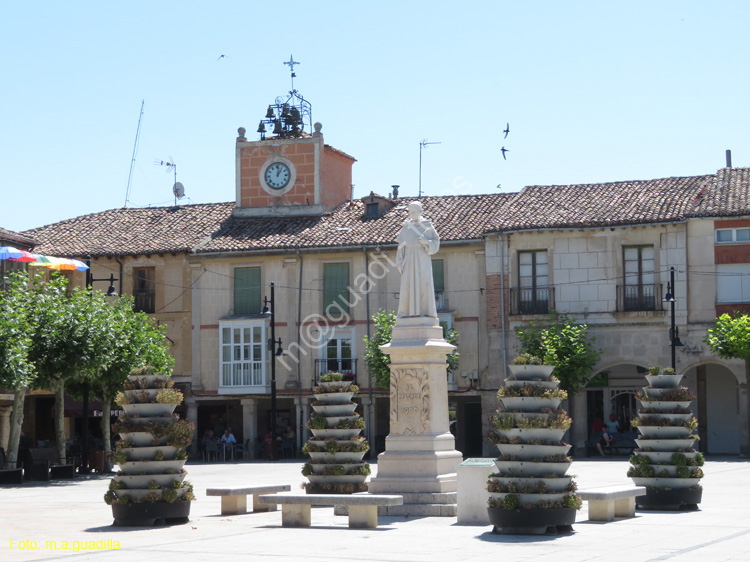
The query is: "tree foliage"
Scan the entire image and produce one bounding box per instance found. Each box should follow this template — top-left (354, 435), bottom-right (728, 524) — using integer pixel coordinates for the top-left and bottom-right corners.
top-left (363, 309), bottom-right (396, 389)
top-left (704, 313), bottom-right (750, 361)
top-left (515, 312), bottom-right (601, 395)
top-left (363, 309), bottom-right (460, 389)
top-left (0, 271), bottom-right (172, 466)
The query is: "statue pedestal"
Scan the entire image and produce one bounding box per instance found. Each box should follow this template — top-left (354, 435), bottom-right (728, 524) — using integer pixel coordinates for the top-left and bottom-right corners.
top-left (367, 317), bottom-right (463, 516)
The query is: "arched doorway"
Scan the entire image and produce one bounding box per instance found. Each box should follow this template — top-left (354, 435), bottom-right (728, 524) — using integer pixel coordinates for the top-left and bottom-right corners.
top-left (691, 363), bottom-right (740, 454)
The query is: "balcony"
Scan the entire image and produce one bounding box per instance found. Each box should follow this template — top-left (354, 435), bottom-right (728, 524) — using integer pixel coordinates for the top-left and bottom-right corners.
top-left (509, 287), bottom-right (555, 315)
top-left (617, 284), bottom-right (662, 312)
top-left (133, 289), bottom-right (155, 313)
top-left (313, 358), bottom-right (359, 388)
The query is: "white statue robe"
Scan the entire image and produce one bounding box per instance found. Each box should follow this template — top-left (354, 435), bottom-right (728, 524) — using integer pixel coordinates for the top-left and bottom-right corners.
top-left (396, 218), bottom-right (440, 318)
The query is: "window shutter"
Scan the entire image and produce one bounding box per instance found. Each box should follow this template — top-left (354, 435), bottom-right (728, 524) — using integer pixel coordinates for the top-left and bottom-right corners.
top-left (432, 259), bottom-right (444, 293)
top-left (234, 267), bottom-right (261, 315)
top-left (324, 263), bottom-right (350, 315)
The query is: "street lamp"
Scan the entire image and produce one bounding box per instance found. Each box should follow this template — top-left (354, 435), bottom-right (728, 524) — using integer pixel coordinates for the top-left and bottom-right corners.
top-left (81, 258), bottom-right (118, 474)
top-left (663, 266), bottom-right (684, 371)
top-left (262, 282), bottom-right (283, 460)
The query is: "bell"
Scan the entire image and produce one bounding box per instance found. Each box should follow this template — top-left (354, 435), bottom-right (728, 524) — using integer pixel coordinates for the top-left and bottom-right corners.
top-left (281, 103), bottom-right (291, 118)
top-left (265, 106), bottom-right (275, 119)
top-left (289, 106), bottom-right (300, 122)
top-left (257, 121), bottom-right (266, 134)
top-left (273, 120), bottom-right (282, 135)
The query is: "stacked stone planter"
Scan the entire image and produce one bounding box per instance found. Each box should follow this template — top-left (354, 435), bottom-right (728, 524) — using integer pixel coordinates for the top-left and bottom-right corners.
top-left (302, 374), bottom-right (370, 494)
top-left (486, 363), bottom-right (580, 535)
top-left (105, 373), bottom-right (195, 526)
top-left (628, 369), bottom-right (703, 510)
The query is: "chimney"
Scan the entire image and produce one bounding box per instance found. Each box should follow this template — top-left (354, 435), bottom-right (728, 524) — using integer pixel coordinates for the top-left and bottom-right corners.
top-left (726, 149), bottom-right (732, 168)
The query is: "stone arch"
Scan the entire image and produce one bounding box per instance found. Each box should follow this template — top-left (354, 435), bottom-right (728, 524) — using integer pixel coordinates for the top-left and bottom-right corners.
top-left (681, 359), bottom-right (743, 455)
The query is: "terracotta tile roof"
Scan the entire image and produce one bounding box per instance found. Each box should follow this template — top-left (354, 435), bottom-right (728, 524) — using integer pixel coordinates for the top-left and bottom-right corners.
top-left (490, 174), bottom-right (716, 231)
top-left (0, 227), bottom-right (36, 248)
top-left (24, 203), bottom-right (234, 257)
top-left (688, 167), bottom-right (750, 217)
top-left (196, 194), bottom-right (513, 254)
top-left (21, 167), bottom-right (750, 257)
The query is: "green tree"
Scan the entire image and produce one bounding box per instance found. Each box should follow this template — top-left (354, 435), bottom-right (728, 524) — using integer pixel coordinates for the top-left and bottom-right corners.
top-left (704, 313), bottom-right (750, 456)
top-left (0, 272), bottom-right (38, 468)
top-left (515, 312), bottom-right (601, 395)
top-left (65, 291), bottom-right (173, 468)
top-left (363, 309), bottom-right (396, 389)
top-left (363, 309), bottom-right (460, 389)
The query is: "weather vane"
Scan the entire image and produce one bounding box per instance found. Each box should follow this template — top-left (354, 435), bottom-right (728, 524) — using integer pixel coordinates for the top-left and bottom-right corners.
top-left (256, 55), bottom-right (313, 140)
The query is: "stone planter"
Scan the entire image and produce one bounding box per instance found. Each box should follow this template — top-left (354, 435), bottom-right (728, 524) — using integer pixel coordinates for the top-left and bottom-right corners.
top-left (486, 364), bottom-right (579, 534)
top-left (645, 374), bottom-right (684, 388)
top-left (488, 506), bottom-right (576, 535)
top-left (304, 374), bottom-right (370, 494)
top-left (629, 369), bottom-right (703, 511)
top-left (106, 373), bottom-right (194, 526)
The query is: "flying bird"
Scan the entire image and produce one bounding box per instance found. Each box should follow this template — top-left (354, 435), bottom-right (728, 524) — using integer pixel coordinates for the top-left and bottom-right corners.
top-left (503, 123), bottom-right (510, 138)
top-left (501, 147), bottom-right (509, 160)
top-left (217, 54), bottom-right (227, 61)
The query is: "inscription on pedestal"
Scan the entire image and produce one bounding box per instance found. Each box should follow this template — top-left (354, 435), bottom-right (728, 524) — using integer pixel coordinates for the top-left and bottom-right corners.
top-left (390, 369), bottom-right (430, 435)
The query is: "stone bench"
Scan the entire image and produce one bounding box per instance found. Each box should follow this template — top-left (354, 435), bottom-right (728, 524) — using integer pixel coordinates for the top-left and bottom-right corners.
top-left (579, 485), bottom-right (647, 521)
top-left (258, 492), bottom-right (403, 529)
top-left (206, 485), bottom-right (291, 515)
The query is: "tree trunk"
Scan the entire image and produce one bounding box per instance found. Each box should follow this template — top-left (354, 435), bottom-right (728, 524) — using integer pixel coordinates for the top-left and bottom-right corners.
top-left (101, 395), bottom-right (112, 472)
top-left (54, 382), bottom-right (67, 465)
top-left (6, 387), bottom-right (26, 469)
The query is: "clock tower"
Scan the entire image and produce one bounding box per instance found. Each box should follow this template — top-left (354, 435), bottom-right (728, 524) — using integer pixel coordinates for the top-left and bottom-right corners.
top-left (233, 58), bottom-right (355, 218)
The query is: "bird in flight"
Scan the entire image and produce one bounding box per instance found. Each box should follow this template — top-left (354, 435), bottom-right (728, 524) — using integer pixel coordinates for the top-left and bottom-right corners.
top-left (503, 123), bottom-right (510, 138)
top-left (217, 54), bottom-right (227, 61)
top-left (501, 147), bottom-right (509, 160)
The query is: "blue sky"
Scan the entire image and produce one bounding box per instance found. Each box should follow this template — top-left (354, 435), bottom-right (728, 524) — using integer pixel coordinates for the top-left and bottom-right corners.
top-left (2, 1), bottom-right (749, 233)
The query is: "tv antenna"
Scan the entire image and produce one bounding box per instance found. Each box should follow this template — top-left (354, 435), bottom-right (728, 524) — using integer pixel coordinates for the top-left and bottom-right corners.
top-left (154, 157), bottom-right (185, 205)
top-left (124, 100), bottom-right (145, 207)
top-left (419, 139), bottom-right (441, 197)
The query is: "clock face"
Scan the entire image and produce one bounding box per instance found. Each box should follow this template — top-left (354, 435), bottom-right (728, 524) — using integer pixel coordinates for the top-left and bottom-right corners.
top-left (264, 162), bottom-right (291, 190)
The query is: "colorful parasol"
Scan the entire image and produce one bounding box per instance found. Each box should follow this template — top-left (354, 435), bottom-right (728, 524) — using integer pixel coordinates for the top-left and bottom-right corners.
top-left (0, 246), bottom-right (36, 262)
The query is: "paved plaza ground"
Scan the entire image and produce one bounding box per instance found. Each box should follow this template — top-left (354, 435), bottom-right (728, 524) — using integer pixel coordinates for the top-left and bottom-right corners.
top-left (1, 457), bottom-right (749, 562)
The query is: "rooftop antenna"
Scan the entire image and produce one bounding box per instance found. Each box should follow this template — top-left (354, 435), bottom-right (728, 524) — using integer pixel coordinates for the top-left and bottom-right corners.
top-left (124, 100), bottom-right (145, 207)
top-left (419, 139), bottom-right (441, 197)
top-left (154, 157), bottom-right (185, 205)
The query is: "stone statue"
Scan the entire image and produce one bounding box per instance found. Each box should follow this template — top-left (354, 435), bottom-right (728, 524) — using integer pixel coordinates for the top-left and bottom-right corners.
top-left (396, 201), bottom-right (440, 318)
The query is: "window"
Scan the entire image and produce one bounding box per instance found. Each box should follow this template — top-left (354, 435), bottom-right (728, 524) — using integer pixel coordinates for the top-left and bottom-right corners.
top-left (133, 267), bottom-right (155, 313)
top-left (366, 202), bottom-right (379, 219)
top-left (716, 264), bottom-right (750, 303)
top-left (234, 267), bottom-right (261, 315)
top-left (516, 250), bottom-right (550, 314)
top-left (325, 330), bottom-right (354, 374)
top-left (323, 263), bottom-right (350, 317)
top-left (432, 259), bottom-right (445, 310)
top-left (716, 228), bottom-right (750, 243)
top-left (622, 245), bottom-right (656, 310)
top-left (220, 321), bottom-right (267, 389)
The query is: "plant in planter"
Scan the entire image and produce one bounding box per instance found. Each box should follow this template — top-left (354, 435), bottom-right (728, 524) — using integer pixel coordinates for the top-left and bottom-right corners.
top-left (105, 366), bottom-right (195, 526)
top-left (486, 361), bottom-right (580, 535)
top-left (302, 372), bottom-right (370, 494)
top-left (628, 367), bottom-right (703, 510)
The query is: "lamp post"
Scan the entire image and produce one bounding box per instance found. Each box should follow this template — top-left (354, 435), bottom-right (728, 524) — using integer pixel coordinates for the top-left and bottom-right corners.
top-left (82, 258), bottom-right (118, 474)
top-left (663, 266), bottom-right (684, 371)
top-left (262, 282), bottom-right (283, 460)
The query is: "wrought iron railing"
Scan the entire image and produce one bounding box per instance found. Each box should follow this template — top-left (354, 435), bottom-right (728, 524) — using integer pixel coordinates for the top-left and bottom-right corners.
top-left (313, 358), bottom-right (358, 388)
top-left (617, 284), bottom-right (662, 312)
top-left (509, 286), bottom-right (555, 315)
top-left (133, 289), bottom-right (155, 313)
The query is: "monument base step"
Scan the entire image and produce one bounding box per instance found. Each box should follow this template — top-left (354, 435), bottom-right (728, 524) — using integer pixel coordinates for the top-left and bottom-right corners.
top-left (335, 492), bottom-right (457, 517)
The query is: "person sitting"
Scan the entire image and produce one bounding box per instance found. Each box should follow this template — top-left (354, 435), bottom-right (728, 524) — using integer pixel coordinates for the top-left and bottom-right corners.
top-left (220, 428), bottom-right (236, 445)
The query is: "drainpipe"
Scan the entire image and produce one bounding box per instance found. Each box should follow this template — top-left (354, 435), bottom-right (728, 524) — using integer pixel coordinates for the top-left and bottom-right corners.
top-left (114, 256), bottom-right (124, 295)
top-left (296, 251), bottom-right (304, 453)
top-left (364, 247), bottom-right (373, 451)
top-left (499, 234), bottom-right (508, 381)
